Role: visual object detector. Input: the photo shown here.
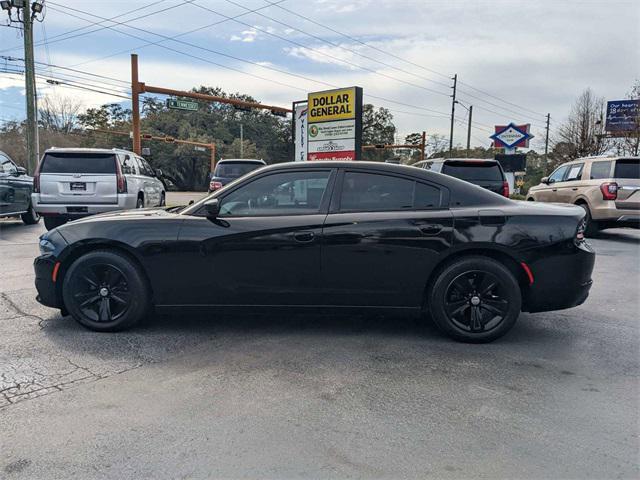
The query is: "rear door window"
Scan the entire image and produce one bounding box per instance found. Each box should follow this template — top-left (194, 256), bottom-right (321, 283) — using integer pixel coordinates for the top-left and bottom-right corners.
top-left (590, 161), bottom-right (612, 179)
top-left (40, 153), bottom-right (116, 174)
top-left (120, 155), bottom-right (136, 175)
top-left (339, 171), bottom-right (441, 211)
top-left (565, 163), bottom-right (584, 182)
top-left (442, 162), bottom-right (503, 181)
top-left (614, 159), bottom-right (640, 179)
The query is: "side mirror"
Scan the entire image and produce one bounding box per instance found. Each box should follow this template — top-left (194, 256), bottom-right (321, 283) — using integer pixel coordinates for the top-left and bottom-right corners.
top-left (204, 198), bottom-right (220, 218)
top-left (156, 168), bottom-right (163, 177)
top-left (541, 176), bottom-right (549, 185)
top-left (15, 166), bottom-right (27, 176)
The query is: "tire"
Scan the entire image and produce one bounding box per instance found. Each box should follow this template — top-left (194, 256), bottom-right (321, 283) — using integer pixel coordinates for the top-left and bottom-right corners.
top-left (62, 250), bottom-right (150, 332)
top-left (44, 216), bottom-right (65, 231)
top-left (429, 256), bottom-right (522, 343)
top-left (578, 203), bottom-right (599, 237)
top-left (136, 196), bottom-right (144, 208)
top-left (160, 192), bottom-right (166, 206)
top-left (21, 202), bottom-right (41, 225)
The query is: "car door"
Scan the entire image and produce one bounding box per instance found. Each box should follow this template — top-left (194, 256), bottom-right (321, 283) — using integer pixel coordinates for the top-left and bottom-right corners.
top-left (555, 162), bottom-right (584, 204)
top-left (170, 168), bottom-right (336, 306)
top-left (320, 168), bottom-right (454, 308)
top-left (536, 164), bottom-right (569, 202)
top-left (0, 155), bottom-right (28, 214)
top-left (139, 157), bottom-right (160, 205)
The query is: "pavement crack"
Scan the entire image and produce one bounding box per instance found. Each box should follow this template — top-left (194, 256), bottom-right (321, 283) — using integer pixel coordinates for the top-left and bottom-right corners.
top-left (0, 292), bottom-right (46, 325)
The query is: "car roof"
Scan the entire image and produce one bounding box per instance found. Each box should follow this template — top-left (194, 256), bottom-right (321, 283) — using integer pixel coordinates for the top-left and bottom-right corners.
top-left (44, 147), bottom-right (135, 155)
top-left (430, 157), bottom-right (499, 164)
top-left (217, 158), bottom-right (265, 164)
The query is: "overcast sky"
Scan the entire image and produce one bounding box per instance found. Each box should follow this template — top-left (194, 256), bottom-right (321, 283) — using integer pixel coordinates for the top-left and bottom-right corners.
top-left (1, 0), bottom-right (638, 150)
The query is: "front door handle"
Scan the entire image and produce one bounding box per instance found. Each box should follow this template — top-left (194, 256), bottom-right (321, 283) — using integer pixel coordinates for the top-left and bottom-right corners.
top-left (552, 188), bottom-right (558, 192)
top-left (572, 187), bottom-right (578, 191)
top-left (294, 231), bottom-right (315, 243)
top-left (419, 224), bottom-right (442, 235)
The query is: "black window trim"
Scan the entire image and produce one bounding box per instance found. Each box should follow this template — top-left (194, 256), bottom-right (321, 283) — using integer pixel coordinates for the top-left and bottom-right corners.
top-left (194, 167), bottom-right (338, 218)
top-left (330, 167), bottom-right (449, 214)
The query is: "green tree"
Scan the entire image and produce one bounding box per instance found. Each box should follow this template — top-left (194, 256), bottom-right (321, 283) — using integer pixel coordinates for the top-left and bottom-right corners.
top-left (361, 104), bottom-right (396, 162)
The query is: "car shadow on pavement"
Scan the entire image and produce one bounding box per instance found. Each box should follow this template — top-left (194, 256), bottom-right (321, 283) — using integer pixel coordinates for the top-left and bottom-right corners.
top-left (589, 229), bottom-right (640, 244)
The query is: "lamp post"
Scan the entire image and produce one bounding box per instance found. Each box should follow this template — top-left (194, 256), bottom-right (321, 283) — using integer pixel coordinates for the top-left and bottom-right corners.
top-left (1, 0), bottom-right (45, 174)
top-left (455, 100), bottom-right (473, 157)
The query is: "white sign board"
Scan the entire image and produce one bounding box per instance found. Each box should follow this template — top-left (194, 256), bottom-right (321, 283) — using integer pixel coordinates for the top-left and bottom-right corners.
top-left (308, 138), bottom-right (356, 154)
top-left (294, 103), bottom-right (308, 162)
top-left (308, 120), bottom-right (356, 142)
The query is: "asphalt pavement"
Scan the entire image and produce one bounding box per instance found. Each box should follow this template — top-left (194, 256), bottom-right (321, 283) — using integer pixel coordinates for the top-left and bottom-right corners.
top-left (0, 209), bottom-right (638, 479)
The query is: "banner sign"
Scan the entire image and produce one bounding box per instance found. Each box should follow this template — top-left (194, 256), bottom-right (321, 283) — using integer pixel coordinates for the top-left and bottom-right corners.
top-left (307, 86), bottom-right (362, 161)
top-left (606, 100), bottom-right (639, 132)
top-left (292, 101), bottom-right (308, 162)
top-left (490, 123), bottom-right (533, 149)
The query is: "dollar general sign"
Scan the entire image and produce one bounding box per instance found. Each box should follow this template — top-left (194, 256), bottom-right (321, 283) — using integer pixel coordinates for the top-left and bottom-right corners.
top-left (307, 87), bottom-right (363, 161)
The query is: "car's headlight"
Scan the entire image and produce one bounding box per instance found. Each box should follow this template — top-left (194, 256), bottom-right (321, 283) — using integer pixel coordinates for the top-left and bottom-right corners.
top-left (39, 237), bottom-right (56, 255)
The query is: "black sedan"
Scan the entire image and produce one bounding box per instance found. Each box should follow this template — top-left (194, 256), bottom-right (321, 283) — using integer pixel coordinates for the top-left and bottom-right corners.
top-left (34, 161), bottom-right (595, 343)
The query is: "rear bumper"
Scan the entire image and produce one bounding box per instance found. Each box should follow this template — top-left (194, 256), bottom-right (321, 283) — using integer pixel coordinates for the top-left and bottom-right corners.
top-left (523, 242), bottom-right (595, 313)
top-left (32, 193), bottom-right (137, 217)
top-left (33, 254), bottom-right (61, 309)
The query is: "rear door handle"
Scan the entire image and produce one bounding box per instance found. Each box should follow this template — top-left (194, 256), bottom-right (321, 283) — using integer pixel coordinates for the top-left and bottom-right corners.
top-left (419, 224), bottom-right (442, 235)
top-left (294, 231), bottom-right (315, 243)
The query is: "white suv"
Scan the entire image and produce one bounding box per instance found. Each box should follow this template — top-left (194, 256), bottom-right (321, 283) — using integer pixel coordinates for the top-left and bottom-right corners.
top-left (32, 148), bottom-right (166, 230)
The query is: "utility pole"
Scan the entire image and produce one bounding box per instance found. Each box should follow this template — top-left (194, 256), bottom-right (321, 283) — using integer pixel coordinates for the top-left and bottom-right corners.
top-left (131, 54), bottom-right (141, 155)
top-left (466, 105), bottom-right (473, 157)
top-left (420, 130), bottom-right (426, 161)
top-left (240, 123), bottom-right (243, 159)
top-left (2, 1), bottom-right (45, 174)
top-left (543, 113), bottom-right (550, 173)
top-left (449, 73), bottom-right (457, 158)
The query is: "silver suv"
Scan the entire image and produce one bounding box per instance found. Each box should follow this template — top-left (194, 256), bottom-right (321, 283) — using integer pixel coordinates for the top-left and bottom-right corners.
top-left (32, 148), bottom-right (166, 230)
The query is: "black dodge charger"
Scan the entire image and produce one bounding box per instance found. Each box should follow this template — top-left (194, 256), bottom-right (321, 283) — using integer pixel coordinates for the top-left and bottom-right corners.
top-left (34, 161), bottom-right (595, 343)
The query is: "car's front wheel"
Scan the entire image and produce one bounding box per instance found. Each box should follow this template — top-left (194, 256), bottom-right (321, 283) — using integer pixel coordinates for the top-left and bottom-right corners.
top-left (429, 256), bottom-right (521, 343)
top-left (62, 250), bottom-right (150, 332)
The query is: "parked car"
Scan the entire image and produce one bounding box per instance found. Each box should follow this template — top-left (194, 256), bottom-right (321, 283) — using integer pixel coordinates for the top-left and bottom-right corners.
top-left (527, 156), bottom-right (640, 235)
top-left (208, 158), bottom-right (266, 193)
top-left (0, 150), bottom-right (40, 225)
top-left (34, 161), bottom-right (594, 343)
top-left (413, 158), bottom-right (509, 197)
top-left (32, 148), bottom-right (166, 230)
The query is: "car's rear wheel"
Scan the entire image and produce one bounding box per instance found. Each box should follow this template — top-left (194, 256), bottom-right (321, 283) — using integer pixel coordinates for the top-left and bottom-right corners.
top-left (62, 250), bottom-right (149, 332)
top-left (160, 192), bottom-right (166, 206)
top-left (44, 216), bottom-right (66, 230)
top-left (578, 203), bottom-right (599, 237)
top-left (21, 202), bottom-right (40, 225)
top-left (429, 256), bottom-right (521, 343)
top-left (136, 196), bottom-right (144, 208)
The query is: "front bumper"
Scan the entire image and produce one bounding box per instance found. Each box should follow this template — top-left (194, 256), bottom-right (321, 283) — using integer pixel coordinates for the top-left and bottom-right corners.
top-left (523, 242), bottom-right (595, 313)
top-left (34, 254), bottom-right (61, 309)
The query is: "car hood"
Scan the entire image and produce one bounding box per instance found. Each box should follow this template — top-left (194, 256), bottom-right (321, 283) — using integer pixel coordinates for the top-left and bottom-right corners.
top-left (64, 208), bottom-right (176, 225)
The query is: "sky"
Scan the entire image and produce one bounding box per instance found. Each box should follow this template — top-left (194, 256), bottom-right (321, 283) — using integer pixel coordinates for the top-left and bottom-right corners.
top-left (0, 0), bottom-right (638, 151)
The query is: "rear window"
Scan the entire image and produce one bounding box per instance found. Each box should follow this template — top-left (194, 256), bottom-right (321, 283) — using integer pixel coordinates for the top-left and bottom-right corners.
top-left (442, 162), bottom-right (503, 181)
top-left (614, 159), bottom-right (640, 179)
top-left (214, 162), bottom-right (262, 178)
top-left (40, 153), bottom-right (116, 174)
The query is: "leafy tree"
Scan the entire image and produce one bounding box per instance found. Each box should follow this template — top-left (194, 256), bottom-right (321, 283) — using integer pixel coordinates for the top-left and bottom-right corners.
top-left (361, 104), bottom-right (396, 162)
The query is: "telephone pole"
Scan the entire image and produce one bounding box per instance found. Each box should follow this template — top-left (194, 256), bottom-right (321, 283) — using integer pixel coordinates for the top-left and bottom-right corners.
top-left (543, 113), bottom-right (551, 173)
top-left (2, 1), bottom-right (44, 174)
top-left (466, 105), bottom-right (473, 157)
top-left (448, 73), bottom-right (457, 157)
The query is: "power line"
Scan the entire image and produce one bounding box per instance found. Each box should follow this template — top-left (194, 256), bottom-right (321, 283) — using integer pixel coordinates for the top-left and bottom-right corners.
top-left (265, 1), bottom-right (547, 122)
top-left (45, 3), bottom-right (454, 119)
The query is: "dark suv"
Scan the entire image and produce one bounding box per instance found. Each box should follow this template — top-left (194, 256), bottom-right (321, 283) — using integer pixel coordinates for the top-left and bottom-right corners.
top-left (413, 158), bottom-right (509, 197)
top-left (209, 159), bottom-right (266, 193)
top-left (0, 150), bottom-right (40, 225)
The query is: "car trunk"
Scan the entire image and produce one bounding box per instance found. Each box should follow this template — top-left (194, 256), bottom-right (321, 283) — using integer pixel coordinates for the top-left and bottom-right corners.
top-left (614, 158), bottom-right (640, 210)
top-left (442, 161), bottom-right (505, 195)
top-left (37, 152), bottom-right (119, 205)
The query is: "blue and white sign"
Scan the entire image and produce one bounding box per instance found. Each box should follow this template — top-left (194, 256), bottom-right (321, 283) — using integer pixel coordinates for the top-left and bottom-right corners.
top-left (606, 100), bottom-right (639, 132)
top-left (490, 123), bottom-right (533, 149)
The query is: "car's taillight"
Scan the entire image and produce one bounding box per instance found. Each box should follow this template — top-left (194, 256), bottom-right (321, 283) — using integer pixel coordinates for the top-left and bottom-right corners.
top-left (210, 181), bottom-right (223, 191)
top-left (600, 182), bottom-right (617, 200)
top-left (502, 180), bottom-right (510, 198)
top-left (33, 161), bottom-right (41, 193)
top-left (115, 159), bottom-right (127, 194)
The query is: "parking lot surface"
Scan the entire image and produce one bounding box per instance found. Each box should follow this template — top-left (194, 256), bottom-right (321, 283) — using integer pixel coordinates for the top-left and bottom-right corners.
top-left (0, 208), bottom-right (638, 479)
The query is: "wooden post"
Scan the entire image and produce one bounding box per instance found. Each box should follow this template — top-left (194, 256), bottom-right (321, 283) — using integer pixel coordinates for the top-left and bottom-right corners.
top-left (210, 144), bottom-right (216, 173)
top-left (420, 131), bottom-right (426, 161)
top-left (131, 54), bottom-right (141, 155)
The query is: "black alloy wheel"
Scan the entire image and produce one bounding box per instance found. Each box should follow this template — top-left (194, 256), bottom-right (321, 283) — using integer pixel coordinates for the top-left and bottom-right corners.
top-left (429, 257), bottom-right (521, 343)
top-left (21, 202), bottom-right (41, 225)
top-left (578, 203), bottom-right (599, 237)
top-left (63, 250), bottom-right (149, 331)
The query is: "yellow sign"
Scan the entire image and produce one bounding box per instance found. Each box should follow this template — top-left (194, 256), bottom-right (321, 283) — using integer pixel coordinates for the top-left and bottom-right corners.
top-left (308, 87), bottom-right (356, 123)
